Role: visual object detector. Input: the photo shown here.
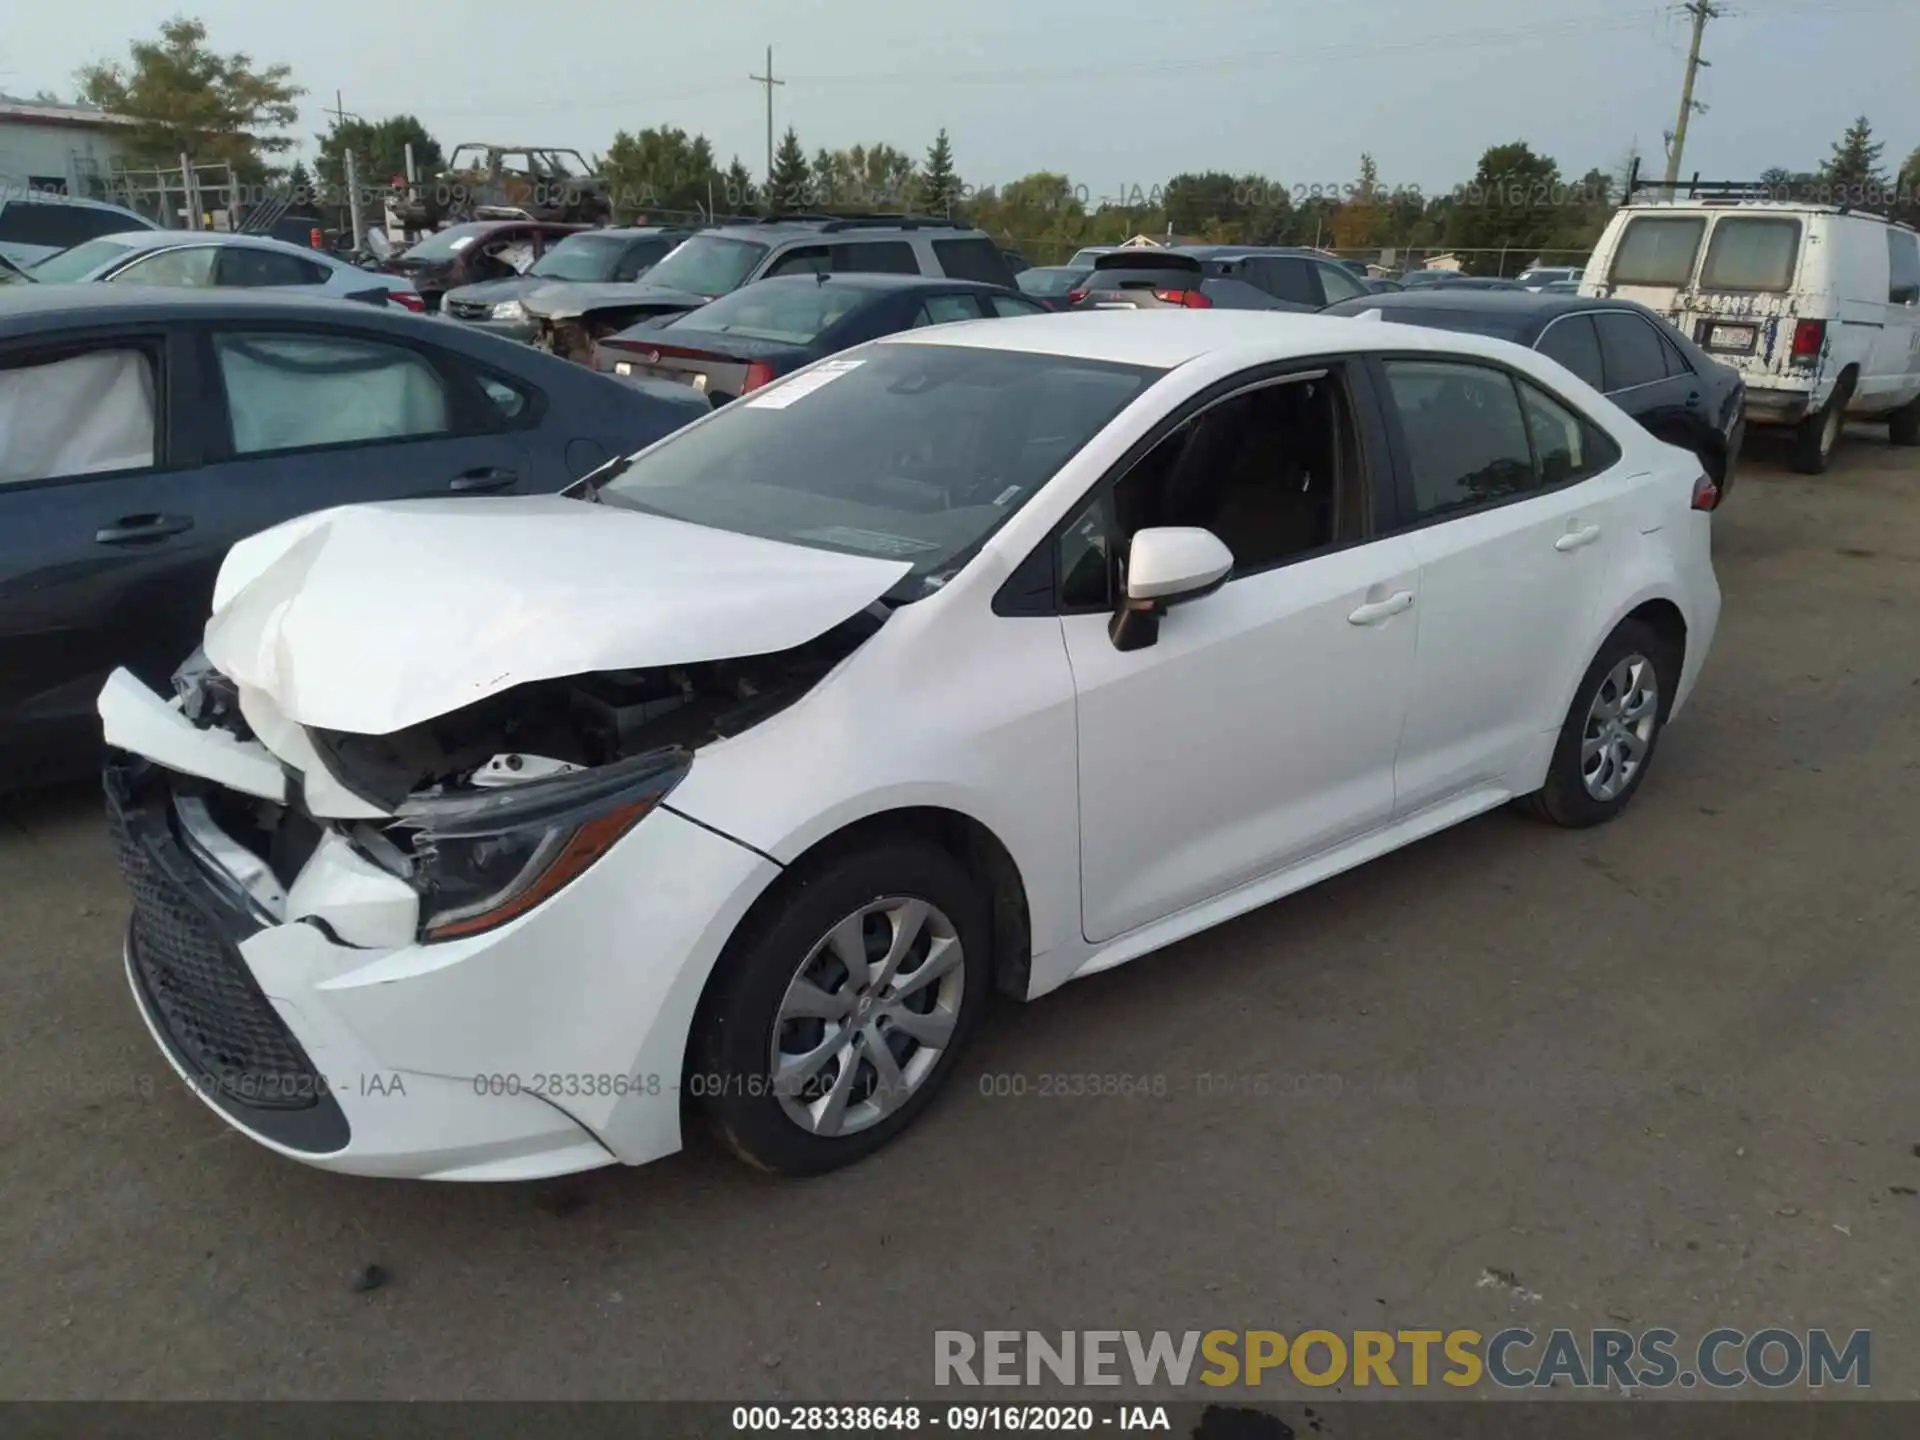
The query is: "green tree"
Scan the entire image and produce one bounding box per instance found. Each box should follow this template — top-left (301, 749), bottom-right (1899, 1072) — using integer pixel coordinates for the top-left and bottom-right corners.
top-left (600, 125), bottom-right (718, 219)
top-left (1162, 172), bottom-right (1242, 239)
top-left (285, 158), bottom-right (314, 207)
top-left (920, 128), bottom-right (961, 216)
top-left (723, 156), bottom-right (757, 216)
top-left (315, 114), bottom-right (441, 191)
top-left (1898, 145), bottom-right (1920, 223)
top-left (1445, 141), bottom-right (1564, 275)
top-left (76, 17), bottom-right (303, 182)
top-left (810, 143), bottom-right (917, 212)
top-left (767, 127), bottom-right (812, 214)
top-left (1821, 115), bottom-right (1887, 195)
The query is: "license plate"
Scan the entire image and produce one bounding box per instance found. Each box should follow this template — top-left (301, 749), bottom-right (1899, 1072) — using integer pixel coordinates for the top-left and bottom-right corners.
top-left (1708, 324), bottom-right (1756, 354)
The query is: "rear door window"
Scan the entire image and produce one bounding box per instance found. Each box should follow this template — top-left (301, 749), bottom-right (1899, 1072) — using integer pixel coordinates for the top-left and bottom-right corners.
top-left (1699, 217), bottom-right (1801, 292)
top-left (1609, 216), bottom-right (1706, 286)
top-left (215, 246), bottom-right (329, 287)
top-left (0, 347), bottom-right (158, 484)
top-left (915, 294), bottom-right (986, 326)
top-left (832, 240), bottom-right (917, 275)
top-left (985, 293), bottom-right (1047, 317)
top-left (1383, 360), bottom-right (1539, 518)
top-left (1535, 314), bottom-right (1606, 390)
top-left (107, 246), bottom-right (219, 288)
top-left (931, 237), bottom-right (1016, 285)
top-left (1251, 257), bottom-right (1319, 305)
top-left (1593, 312), bottom-right (1671, 392)
top-left (213, 332), bottom-right (454, 455)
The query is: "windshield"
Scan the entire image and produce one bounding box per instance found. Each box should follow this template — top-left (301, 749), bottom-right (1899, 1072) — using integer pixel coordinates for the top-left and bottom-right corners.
top-left (641, 235), bottom-right (769, 297)
top-left (676, 280), bottom-right (869, 344)
top-left (599, 343), bottom-right (1161, 587)
top-left (1017, 267), bottom-right (1089, 297)
top-left (28, 237), bottom-right (135, 281)
top-left (400, 224), bottom-right (495, 261)
top-left (529, 233), bottom-right (629, 281)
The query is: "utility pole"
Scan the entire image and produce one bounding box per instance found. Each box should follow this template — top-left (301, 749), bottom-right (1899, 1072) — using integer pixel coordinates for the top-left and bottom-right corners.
top-left (748, 46), bottom-right (784, 185)
top-left (1663, 1), bottom-right (1718, 186)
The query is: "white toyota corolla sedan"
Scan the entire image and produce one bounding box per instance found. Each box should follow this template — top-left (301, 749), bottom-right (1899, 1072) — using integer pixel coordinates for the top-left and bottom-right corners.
top-left (99, 310), bottom-right (1721, 1181)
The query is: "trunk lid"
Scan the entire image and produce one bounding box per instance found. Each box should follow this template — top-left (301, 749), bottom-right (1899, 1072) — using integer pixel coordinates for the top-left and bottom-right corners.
top-left (595, 330), bottom-right (807, 403)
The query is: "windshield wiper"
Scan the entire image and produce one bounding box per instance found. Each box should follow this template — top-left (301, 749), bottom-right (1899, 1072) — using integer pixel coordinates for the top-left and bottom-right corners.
top-left (568, 451), bottom-right (637, 504)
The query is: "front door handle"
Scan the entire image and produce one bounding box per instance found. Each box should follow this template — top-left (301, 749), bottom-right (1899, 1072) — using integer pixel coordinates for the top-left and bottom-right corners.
top-left (1555, 524), bottom-right (1603, 552)
top-left (95, 514), bottom-right (193, 545)
top-left (449, 466), bottom-right (518, 493)
top-left (1347, 590), bottom-right (1414, 625)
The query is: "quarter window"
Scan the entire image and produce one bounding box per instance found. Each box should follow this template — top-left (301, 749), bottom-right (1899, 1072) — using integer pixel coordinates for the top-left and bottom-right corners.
top-left (1517, 381), bottom-right (1619, 487)
top-left (1314, 261), bottom-right (1367, 303)
top-left (1382, 361), bottom-right (1536, 518)
top-left (986, 293), bottom-right (1046, 318)
top-left (917, 295), bottom-right (983, 326)
top-left (213, 332), bottom-right (453, 455)
top-left (1889, 229), bottom-right (1920, 304)
top-left (217, 246), bottom-right (329, 287)
top-left (1609, 216), bottom-right (1706, 287)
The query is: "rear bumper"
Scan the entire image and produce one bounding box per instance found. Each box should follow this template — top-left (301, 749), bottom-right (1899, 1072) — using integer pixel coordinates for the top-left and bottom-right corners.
top-left (1742, 384), bottom-right (1816, 426)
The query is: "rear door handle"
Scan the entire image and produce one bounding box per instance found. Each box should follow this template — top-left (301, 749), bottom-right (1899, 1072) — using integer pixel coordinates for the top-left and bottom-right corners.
top-left (1555, 524), bottom-right (1603, 552)
top-left (449, 466), bottom-right (518, 493)
top-left (95, 514), bottom-right (193, 545)
top-left (1347, 590), bottom-right (1414, 625)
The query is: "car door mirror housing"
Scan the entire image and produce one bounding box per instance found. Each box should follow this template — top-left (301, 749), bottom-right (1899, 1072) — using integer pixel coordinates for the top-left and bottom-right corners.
top-left (1109, 526), bottom-right (1234, 652)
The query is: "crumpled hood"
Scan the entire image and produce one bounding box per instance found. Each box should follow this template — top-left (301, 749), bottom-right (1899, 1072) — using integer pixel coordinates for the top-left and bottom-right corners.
top-left (202, 496), bottom-right (911, 737)
top-left (442, 275), bottom-right (546, 305)
top-left (522, 280), bottom-right (707, 321)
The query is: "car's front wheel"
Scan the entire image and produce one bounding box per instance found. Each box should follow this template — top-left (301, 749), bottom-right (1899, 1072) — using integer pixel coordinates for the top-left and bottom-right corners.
top-left (693, 838), bottom-right (991, 1175)
top-left (1523, 619), bottom-right (1677, 828)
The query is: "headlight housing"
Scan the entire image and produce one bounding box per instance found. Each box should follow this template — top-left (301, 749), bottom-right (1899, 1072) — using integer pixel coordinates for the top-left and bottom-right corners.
top-left (491, 299), bottom-right (526, 321)
top-left (393, 747), bottom-right (690, 942)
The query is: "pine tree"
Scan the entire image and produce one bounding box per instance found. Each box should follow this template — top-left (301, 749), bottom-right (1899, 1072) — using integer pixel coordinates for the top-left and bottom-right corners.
top-left (724, 156), bottom-right (756, 217)
top-left (768, 127), bottom-right (811, 214)
top-left (920, 128), bottom-right (960, 216)
top-left (287, 159), bottom-right (314, 207)
top-left (1821, 116), bottom-right (1887, 197)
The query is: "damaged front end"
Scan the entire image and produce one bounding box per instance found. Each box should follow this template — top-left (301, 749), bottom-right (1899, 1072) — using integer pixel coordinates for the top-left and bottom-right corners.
top-left (156, 603), bottom-right (885, 941)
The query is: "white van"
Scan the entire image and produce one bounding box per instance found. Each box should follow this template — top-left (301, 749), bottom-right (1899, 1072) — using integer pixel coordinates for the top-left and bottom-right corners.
top-left (1582, 199), bottom-right (1920, 472)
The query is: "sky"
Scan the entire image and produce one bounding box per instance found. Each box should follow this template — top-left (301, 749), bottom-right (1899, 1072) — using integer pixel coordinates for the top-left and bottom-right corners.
top-left (4, 0), bottom-right (1917, 198)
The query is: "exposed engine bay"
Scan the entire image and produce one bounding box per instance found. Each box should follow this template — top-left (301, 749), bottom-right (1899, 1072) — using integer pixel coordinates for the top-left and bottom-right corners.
top-left (186, 604), bottom-right (887, 814)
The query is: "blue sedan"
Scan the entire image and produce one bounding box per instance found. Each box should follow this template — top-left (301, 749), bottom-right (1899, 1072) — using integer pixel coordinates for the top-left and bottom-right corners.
top-left (0, 284), bottom-right (708, 787)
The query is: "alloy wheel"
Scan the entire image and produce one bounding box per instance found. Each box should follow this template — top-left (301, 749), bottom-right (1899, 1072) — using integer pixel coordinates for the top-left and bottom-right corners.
top-left (1581, 653), bottom-right (1660, 802)
top-left (770, 897), bottom-right (966, 1138)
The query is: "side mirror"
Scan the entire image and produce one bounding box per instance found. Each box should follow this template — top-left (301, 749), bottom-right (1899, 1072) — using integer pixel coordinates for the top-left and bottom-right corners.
top-left (1109, 526), bottom-right (1234, 652)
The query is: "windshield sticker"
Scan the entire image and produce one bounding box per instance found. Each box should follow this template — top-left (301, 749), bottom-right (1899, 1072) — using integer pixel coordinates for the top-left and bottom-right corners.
top-left (448, 235), bottom-right (477, 252)
top-left (745, 358), bottom-right (864, 409)
top-left (794, 526), bottom-right (940, 557)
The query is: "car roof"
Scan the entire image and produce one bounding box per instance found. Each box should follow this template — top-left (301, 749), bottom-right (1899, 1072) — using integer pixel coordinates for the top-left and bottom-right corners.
top-left (0, 194), bottom-right (151, 220)
top-left (1173, 245), bottom-right (1321, 261)
top-left (0, 284), bottom-right (409, 333)
top-left (699, 219), bottom-right (989, 243)
top-left (562, 226), bottom-right (690, 240)
top-left (77, 228), bottom-right (338, 260)
top-left (878, 308), bottom-right (1543, 369)
top-left (743, 273), bottom-right (1011, 295)
top-left (1321, 289), bottom-right (1679, 340)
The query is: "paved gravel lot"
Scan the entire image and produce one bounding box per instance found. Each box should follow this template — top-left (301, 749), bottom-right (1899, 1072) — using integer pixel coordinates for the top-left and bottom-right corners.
top-left (2, 431), bottom-right (1916, 1402)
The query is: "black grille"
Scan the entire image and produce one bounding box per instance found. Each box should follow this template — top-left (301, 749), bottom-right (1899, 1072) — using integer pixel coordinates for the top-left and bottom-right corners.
top-left (445, 299), bottom-right (491, 320)
top-left (108, 782), bottom-right (326, 1112)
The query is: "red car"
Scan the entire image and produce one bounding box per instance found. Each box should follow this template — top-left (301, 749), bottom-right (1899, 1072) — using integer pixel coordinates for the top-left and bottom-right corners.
top-left (374, 220), bottom-right (588, 313)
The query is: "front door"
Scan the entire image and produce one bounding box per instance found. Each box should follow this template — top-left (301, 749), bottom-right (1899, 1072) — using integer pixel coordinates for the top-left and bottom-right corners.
top-left (1059, 364), bottom-right (1419, 943)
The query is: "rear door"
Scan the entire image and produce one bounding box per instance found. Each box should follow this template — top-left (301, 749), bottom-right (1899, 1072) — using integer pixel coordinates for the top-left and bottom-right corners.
top-left (1678, 215), bottom-right (1810, 391)
top-left (0, 324), bottom-right (229, 759)
top-left (1593, 309), bottom-right (1699, 444)
top-left (1874, 226), bottom-right (1920, 406)
top-left (1377, 356), bottom-right (1628, 812)
top-left (1247, 256), bottom-right (1322, 307)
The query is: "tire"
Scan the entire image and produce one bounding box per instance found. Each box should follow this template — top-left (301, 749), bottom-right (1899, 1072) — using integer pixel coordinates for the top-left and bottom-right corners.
top-left (1522, 618), bottom-right (1677, 828)
top-left (1890, 394), bottom-right (1920, 447)
top-left (1790, 375), bottom-right (1853, 475)
top-left (692, 838), bottom-right (991, 1176)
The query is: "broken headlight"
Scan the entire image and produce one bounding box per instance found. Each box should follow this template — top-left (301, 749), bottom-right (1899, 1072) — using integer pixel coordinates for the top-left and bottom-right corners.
top-left (395, 747), bottom-right (690, 942)
top-left (491, 299), bottom-right (526, 321)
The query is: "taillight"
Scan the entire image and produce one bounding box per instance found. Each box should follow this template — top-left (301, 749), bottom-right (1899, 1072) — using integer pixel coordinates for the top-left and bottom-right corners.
top-left (1789, 319), bottom-right (1825, 365)
top-left (309, 227), bottom-right (324, 250)
top-left (390, 290), bottom-right (425, 313)
top-left (1153, 288), bottom-right (1212, 309)
top-left (743, 360), bottom-right (777, 393)
top-left (1691, 473), bottom-right (1720, 511)
top-left (1066, 288), bottom-right (1088, 305)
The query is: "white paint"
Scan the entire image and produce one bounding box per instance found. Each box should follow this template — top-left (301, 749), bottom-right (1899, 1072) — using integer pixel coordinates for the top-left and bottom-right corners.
top-left (97, 667), bottom-right (286, 802)
top-left (1123, 526), bottom-right (1233, 601)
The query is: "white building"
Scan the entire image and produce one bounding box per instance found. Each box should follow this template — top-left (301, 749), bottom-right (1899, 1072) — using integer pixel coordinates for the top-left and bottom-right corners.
top-left (0, 95), bottom-right (138, 200)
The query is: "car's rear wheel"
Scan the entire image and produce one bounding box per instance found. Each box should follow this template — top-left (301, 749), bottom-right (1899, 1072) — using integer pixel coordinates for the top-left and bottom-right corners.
top-left (1889, 394), bottom-right (1920, 447)
top-left (1791, 376), bottom-right (1852, 474)
top-left (1523, 619), bottom-right (1676, 828)
top-left (694, 839), bottom-right (990, 1176)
